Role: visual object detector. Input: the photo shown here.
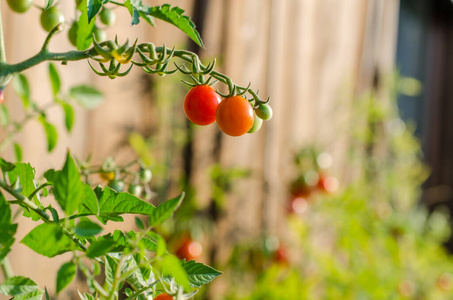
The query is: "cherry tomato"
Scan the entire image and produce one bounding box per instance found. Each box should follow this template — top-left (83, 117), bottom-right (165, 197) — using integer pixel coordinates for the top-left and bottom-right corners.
top-left (7, 0), bottom-right (33, 13)
top-left (154, 294), bottom-right (173, 300)
top-left (184, 85), bottom-right (221, 126)
top-left (68, 22), bottom-right (78, 47)
top-left (139, 168), bottom-right (152, 184)
top-left (40, 7), bottom-right (65, 32)
top-left (99, 8), bottom-right (116, 26)
top-left (216, 96), bottom-right (254, 136)
top-left (255, 103), bottom-right (273, 121)
top-left (247, 113), bottom-right (263, 133)
top-left (273, 245), bottom-right (289, 265)
top-left (93, 26), bottom-right (107, 42)
top-left (108, 180), bottom-right (124, 192)
top-left (176, 239), bottom-right (202, 261)
top-left (317, 174), bottom-right (339, 193)
top-left (288, 195), bottom-right (308, 215)
top-left (128, 184), bottom-right (143, 197)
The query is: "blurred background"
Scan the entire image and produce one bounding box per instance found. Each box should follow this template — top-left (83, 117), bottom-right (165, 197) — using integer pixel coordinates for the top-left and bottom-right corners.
top-left (2, 0), bottom-right (453, 299)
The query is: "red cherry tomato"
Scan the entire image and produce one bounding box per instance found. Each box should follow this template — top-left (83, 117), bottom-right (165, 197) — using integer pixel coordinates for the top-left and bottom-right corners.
top-left (154, 294), bottom-right (173, 300)
top-left (216, 96), bottom-right (254, 136)
top-left (176, 239), bottom-right (203, 261)
top-left (317, 174), bottom-right (339, 193)
top-left (273, 245), bottom-right (289, 265)
top-left (184, 85), bottom-right (221, 126)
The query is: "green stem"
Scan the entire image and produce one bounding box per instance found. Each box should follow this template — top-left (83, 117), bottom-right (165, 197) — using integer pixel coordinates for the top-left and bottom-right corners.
top-left (123, 280), bottom-right (160, 300)
top-left (0, 1), bottom-right (6, 63)
top-left (109, 255), bottom-right (127, 300)
top-left (0, 257), bottom-right (13, 279)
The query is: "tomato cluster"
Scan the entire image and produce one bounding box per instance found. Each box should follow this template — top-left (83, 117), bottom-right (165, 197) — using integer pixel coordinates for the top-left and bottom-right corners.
top-left (287, 149), bottom-right (339, 216)
top-left (184, 85), bottom-right (272, 137)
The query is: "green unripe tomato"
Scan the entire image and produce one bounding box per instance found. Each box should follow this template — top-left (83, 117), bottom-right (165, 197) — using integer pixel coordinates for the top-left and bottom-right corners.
top-left (68, 22), bottom-right (78, 47)
top-left (99, 8), bottom-right (116, 26)
top-left (108, 180), bottom-right (124, 192)
top-left (248, 113), bottom-right (263, 133)
top-left (255, 103), bottom-right (273, 121)
top-left (40, 7), bottom-right (65, 32)
top-left (93, 26), bottom-right (107, 42)
top-left (139, 168), bottom-right (152, 184)
top-left (7, 0), bottom-right (33, 13)
top-left (128, 184), bottom-right (143, 197)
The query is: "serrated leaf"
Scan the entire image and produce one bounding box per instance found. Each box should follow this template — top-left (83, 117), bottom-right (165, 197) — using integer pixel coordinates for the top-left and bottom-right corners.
top-left (78, 184), bottom-right (99, 215)
top-left (13, 74), bottom-right (31, 108)
top-left (0, 276), bottom-right (40, 296)
top-left (77, 1), bottom-right (96, 50)
top-left (39, 116), bottom-right (58, 152)
top-left (74, 219), bottom-right (103, 237)
top-left (145, 5), bottom-right (204, 48)
top-left (54, 152), bottom-right (83, 215)
top-left (44, 0), bottom-right (55, 10)
top-left (7, 163), bottom-right (42, 221)
top-left (181, 260), bottom-right (222, 288)
top-left (87, 0), bottom-right (103, 23)
top-left (48, 63), bottom-right (61, 96)
top-left (69, 85), bottom-right (104, 109)
top-left (0, 193), bottom-right (17, 261)
top-left (59, 101), bottom-right (75, 132)
top-left (85, 239), bottom-right (116, 258)
top-left (149, 193), bottom-right (184, 227)
top-left (14, 143), bottom-right (23, 162)
top-left (0, 103), bottom-right (9, 127)
top-left (56, 261), bottom-right (76, 294)
top-left (21, 223), bottom-right (74, 257)
top-left (93, 230), bottom-right (157, 254)
top-left (96, 187), bottom-right (156, 224)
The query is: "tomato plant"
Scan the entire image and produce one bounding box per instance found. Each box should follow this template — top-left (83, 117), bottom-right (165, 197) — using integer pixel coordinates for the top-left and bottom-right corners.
top-left (184, 85), bottom-right (221, 126)
top-left (216, 96), bottom-right (254, 136)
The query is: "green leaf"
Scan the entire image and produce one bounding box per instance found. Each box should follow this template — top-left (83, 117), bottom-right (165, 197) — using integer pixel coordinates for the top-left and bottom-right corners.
top-left (181, 260), bottom-right (222, 288)
top-left (0, 103), bottom-right (9, 127)
top-left (59, 101), bottom-right (75, 132)
top-left (78, 184), bottom-right (99, 215)
top-left (7, 163), bottom-right (42, 221)
top-left (0, 157), bottom-right (15, 172)
top-left (48, 63), bottom-right (61, 96)
top-left (56, 261), bottom-right (76, 294)
top-left (69, 85), bottom-right (104, 109)
top-left (139, 11), bottom-right (155, 26)
top-left (77, 1), bottom-right (96, 50)
top-left (104, 255), bottom-right (118, 288)
top-left (87, 0), bottom-right (103, 23)
top-left (149, 193), bottom-right (184, 227)
top-left (43, 169), bottom-right (60, 184)
top-left (12, 289), bottom-right (44, 300)
top-left (124, 0), bottom-right (141, 25)
top-left (54, 151), bottom-right (83, 215)
top-left (0, 193), bottom-right (17, 261)
top-left (74, 219), bottom-right (103, 237)
top-left (13, 74), bottom-right (30, 108)
top-left (21, 223), bottom-right (74, 257)
top-left (14, 143), bottom-right (23, 162)
top-left (44, 0), bottom-right (55, 10)
top-left (96, 187), bottom-right (156, 224)
top-left (85, 239), bottom-right (116, 258)
top-left (0, 276), bottom-right (41, 296)
top-left (145, 5), bottom-right (204, 48)
top-left (38, 116), bottom-right (58, 152)
top-left (92, 230), bottom-right (157, 254)
top-left (159, 255), bottom-right (190, 290)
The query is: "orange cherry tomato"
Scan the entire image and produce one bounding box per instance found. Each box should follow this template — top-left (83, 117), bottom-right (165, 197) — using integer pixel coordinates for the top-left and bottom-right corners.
top-left (154, 293), bottom-right (173, 300)
top-left (216, 96), bottom-right (254, 136)
top-left (176, 239), bottom-right (203, 261)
